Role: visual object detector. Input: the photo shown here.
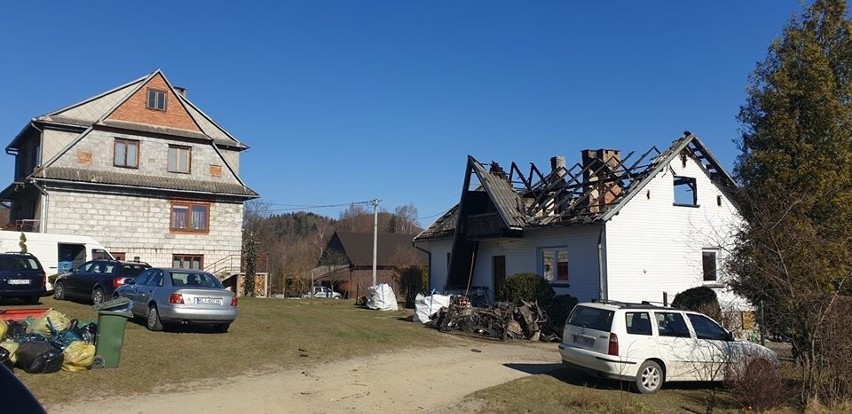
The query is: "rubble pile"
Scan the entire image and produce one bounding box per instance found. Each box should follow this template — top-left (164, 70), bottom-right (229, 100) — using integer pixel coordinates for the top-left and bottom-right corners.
top-left (428, 298), bottom-right (560, 342)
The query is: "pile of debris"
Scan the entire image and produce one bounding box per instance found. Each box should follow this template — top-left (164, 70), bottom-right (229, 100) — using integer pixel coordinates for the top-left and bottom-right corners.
top-left (423, 296), bottom-right (561, 342)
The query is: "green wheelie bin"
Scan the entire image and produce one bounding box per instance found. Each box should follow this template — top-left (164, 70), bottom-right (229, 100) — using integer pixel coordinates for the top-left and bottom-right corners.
top-left (93, 298), bottom-right (133, 368)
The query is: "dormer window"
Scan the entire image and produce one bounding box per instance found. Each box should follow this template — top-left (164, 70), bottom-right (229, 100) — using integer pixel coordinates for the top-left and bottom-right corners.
top-left (147, 89), bottom-right (167, 111)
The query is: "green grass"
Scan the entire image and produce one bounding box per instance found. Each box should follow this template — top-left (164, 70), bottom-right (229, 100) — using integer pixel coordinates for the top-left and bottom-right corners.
top-left (3, 297), bottom-right (457, 405)
top-left (460, 367), bottom-right (803, 413)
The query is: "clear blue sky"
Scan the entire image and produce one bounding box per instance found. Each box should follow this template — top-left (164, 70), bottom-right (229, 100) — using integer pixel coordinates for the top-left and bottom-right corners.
top-left (0, 1), bottom-right (803, 225)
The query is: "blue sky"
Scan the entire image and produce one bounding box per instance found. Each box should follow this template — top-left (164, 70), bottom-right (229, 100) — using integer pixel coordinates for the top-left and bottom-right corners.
top-left (0, 1), bottom-right (803, 225)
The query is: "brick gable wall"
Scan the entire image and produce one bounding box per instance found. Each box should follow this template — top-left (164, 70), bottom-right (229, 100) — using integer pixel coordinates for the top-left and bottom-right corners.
top-left (107, 73), bottom-right (201, 132)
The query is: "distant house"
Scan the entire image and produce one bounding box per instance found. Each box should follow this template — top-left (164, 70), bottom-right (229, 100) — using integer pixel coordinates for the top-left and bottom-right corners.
top-left (316, 231), bottom-right (427, 298)
top-left (1, 70), bottom-right (258, 275)
top-left (414, 133), bottom-right (746, 308)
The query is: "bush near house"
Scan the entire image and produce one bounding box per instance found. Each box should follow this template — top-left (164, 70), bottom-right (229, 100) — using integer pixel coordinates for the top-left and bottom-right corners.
top-left (396, 265), bottom-right (427, 308)
top-left (671, 286), bottom-right (722, 322)
top-left (497, 272), bottom-right (556, 308)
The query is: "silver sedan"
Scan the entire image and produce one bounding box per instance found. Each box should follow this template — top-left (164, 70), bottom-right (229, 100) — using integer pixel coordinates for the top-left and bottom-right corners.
top-left (113, 268), bottom-right (237, 333)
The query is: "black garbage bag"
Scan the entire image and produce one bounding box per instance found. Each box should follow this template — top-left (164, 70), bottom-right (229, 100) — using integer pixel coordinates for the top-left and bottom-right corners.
top-left (68, 320), bottom-right (97, 345)
top-left (5, 321), bottom-right (27, 341)
top-left (0, 347), bottom-right (11, 370)
top-left (16, 341), bottom-right (63, 374)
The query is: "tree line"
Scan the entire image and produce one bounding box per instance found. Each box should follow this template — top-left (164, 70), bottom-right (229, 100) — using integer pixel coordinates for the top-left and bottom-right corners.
top-left (241, 201), bottom-right (423, 295)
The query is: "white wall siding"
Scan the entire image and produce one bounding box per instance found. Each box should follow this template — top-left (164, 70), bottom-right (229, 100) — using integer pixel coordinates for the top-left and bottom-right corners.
top-left (604, 155), bottom-right (743, 307)
top-left (44, 190), bottom-right (243, 269)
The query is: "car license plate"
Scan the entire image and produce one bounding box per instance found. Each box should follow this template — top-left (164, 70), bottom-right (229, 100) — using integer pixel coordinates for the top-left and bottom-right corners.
top-left (573, 334), bottom-right (595, 347)
top-left (8, 279), bottom-right (31, 285)
top-left (196, 297), bottom-right (223, 305)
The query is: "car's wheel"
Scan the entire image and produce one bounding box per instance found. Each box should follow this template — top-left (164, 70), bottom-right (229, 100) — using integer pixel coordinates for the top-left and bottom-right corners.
top-left (92, 287), bottom-right (105, 305)
top-left (53, 281), bottom-right (66, 300)
top-left (146, 305), bottom-right (163, 331)
top-left (633, 360), bottom-right (664, 394)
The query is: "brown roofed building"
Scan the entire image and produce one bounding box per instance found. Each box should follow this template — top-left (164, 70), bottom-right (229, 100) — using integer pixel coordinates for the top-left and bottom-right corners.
top-left (315, 232), bottom-right (427, 299)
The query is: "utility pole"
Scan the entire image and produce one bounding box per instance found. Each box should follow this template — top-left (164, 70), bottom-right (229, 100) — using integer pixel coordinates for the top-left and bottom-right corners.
top-left (371, 198), bottom-right (380, 287)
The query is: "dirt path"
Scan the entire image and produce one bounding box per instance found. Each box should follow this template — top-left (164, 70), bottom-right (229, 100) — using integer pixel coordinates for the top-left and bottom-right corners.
top-left (49, 339), bottom-right (563, 414)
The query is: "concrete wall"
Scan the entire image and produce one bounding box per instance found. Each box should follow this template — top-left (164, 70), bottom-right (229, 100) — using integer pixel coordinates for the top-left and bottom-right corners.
top-left (44, 190), bottom-right (243, 269)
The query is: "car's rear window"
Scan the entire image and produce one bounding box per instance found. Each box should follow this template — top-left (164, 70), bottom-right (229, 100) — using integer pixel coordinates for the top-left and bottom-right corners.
top-left (120, 264), bottom-right (150, 276)
top-left (170, 272), bottom-right (224, 288)
top-left (0, 255), bottom-right (42, 271)
top-left (567, 306), bottom-right (614, 332)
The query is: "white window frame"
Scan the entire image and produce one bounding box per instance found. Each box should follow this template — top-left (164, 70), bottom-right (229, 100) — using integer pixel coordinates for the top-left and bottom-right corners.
top-left (537, 246), bottom-right (569, 284)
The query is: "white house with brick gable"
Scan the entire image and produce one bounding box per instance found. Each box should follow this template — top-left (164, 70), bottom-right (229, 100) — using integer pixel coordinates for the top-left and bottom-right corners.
top-left (1, 70), bottom-right (258, 274)
top-left (414, 134), bottom-right (747, 309)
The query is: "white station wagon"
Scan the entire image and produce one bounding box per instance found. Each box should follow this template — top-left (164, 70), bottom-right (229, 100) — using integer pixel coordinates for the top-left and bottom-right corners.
top-left (558, 301), bottom-right (778, 394)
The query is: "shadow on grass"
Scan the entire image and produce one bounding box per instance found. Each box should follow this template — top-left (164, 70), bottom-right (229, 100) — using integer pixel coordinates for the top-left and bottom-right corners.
top-left (504, 363), bottom-right (567, 375)
top-left (124, 318), bottom-right (228, 334)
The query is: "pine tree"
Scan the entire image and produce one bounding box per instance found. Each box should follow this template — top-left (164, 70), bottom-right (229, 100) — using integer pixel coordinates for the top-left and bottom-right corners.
top-left (731, 0), bottom-right (852, 403)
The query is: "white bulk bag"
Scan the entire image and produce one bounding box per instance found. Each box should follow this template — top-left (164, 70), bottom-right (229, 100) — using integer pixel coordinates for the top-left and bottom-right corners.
top-left (414, 293), bottom-right (451, 323)
top-left (366, 283), bottom-right (399, 311)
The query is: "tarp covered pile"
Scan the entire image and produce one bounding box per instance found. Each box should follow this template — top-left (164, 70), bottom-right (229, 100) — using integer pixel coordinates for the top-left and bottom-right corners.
top-left (366, 283), bottom-right (399, 311)
top-left (0, 309), bottom-right (97, 373)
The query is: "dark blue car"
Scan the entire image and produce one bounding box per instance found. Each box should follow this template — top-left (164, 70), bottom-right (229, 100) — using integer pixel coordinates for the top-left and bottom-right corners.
top-left (0, 253), bottom-right (47, 304)
top-left (53, 259), bottom-right (150, 305)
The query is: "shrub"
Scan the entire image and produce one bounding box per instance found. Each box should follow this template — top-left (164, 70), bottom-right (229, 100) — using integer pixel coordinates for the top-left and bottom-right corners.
top-left (726, 358), bottom-right (789, 411)
top-left (671, 286), bottom-right (721, 321)
top-left (496, 272), bottom-right (555, 308)
top-left (396, 265), bottom-right (428, 308)
top-left (546, 294), bottom-right (578, 333)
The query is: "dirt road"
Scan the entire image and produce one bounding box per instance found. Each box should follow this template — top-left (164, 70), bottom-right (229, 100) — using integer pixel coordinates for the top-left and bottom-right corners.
top-left (50, 338), bottom-right (563, 414)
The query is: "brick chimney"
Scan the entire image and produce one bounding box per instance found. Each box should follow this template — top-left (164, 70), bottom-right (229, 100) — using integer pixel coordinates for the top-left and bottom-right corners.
top-left (581, 149), bottom-right (622, 213)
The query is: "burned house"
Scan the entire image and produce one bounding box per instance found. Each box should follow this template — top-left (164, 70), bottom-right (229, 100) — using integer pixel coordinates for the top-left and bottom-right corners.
top-left (414, 133), bottom-right (746, 308)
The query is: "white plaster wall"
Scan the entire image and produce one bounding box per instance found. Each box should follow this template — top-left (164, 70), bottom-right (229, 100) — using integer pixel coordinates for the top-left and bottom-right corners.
top-left (604, 153), bottom-right (744, 308)
top-left (423, 238), bottom-right (452, 292)
top-left (44, 190), bottom-right (243, 269)
top-left (445, 226), bottom-right (602, 301)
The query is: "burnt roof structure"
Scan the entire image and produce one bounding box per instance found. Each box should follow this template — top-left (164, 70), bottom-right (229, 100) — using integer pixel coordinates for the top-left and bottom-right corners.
top-left (415, 133), bottom-right (737, 241)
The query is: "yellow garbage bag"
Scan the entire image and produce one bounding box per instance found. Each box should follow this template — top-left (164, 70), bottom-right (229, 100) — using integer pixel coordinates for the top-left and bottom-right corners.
top-left (0, 340), bottom-right (20, 364)
top-left (0, 321), bottom-right (6, 341)
top-left (62, 341), bottom-right (95, 372)
top-left (26, 309), bottom-right (71, 337)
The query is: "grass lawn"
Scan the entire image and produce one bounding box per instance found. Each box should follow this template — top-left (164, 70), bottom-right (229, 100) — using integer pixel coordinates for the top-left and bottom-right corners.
top-left (461, 364), bottom-right (804, 413)
top-left (4, 296), bottom-right (457, 405)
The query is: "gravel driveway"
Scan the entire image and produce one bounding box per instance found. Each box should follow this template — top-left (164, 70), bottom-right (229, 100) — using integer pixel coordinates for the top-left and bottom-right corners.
top-left (49, 338), bottom-right (562, 414)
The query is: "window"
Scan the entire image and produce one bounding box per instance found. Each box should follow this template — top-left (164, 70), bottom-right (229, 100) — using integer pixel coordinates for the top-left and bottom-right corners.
top-left (567, 306), bottom-right (614, 332)
top-left (172, 254), bottom-right (204, 270)
top-left (539, 247), bottom-right (569, 283)
top-left (687, 314), bottom-right (730, 341)
top-left (673, 176), bottom-right (698, 206)
top-left (170, 202), bottom-right (209, 232)
top-left (626, 312), bottom-right (653, 336)
top-left (114, 139), bottom-right (139, 168)
top-left (147, 89), bottom-right (167, 111)
top-left (703, 250), bottom-right (718, 282)
top-left (168, 145), bottom-right (191, 173)
top-left (655, 312), bottom-right (691, 338)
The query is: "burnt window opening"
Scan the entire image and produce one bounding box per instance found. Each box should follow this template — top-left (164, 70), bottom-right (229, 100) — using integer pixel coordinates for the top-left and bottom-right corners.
top-left (673, 176), bottom-right (697, 207)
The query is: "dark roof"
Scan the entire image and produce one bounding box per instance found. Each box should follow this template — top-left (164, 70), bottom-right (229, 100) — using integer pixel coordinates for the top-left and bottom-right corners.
top-left (322, 232), bottom-right (427, 267)
top-left (33, 166), bottom-right (258, 198)
top-left (415, 133), bottom-right (737, 241)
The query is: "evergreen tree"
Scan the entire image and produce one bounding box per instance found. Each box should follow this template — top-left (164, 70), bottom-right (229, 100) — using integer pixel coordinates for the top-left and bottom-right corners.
top-left (730, 0), bottom-right (852, 403)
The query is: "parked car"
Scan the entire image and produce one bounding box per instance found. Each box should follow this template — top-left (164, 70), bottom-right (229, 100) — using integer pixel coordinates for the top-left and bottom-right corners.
top-left (558, 301), bottom-right (779, 394)
top-left (113, 268), bottom-right (237, 332)
top-left (53, 259), bottom-right (150, 305)
top-left (0, 253), bottom-right (47, 304)
top-left (302, 286), bottom-right (342, 299)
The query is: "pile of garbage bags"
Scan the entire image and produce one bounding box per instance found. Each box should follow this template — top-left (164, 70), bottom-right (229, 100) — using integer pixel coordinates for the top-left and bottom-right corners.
top-left (0, 309), bottom-right (97, 374)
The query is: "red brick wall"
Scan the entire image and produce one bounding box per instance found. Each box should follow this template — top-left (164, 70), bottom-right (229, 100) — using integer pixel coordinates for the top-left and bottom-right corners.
top-left (108, 73), bottom-right (201, 132)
